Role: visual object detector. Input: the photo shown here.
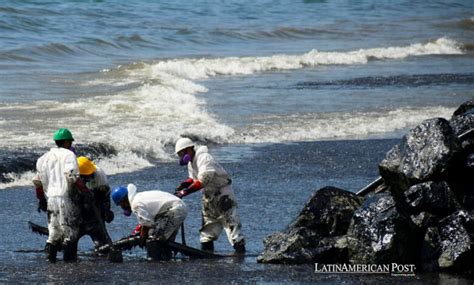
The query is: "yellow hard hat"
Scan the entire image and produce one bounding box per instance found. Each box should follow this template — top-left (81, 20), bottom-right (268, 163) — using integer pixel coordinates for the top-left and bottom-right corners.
top-left (77, 156), bottom-right (97, 176)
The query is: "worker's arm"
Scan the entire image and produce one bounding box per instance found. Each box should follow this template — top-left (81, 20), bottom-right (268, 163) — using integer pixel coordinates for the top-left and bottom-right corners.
top-left (139, 225), bottom-right (151, 247)
top-left (74, 177), bottom-right (93, 194)
top-left (175, 172), bottom-right (215, 198)
top-left (175, 178), bottom-right (194, 191)
top-left (33, 175), bottom-right (47, 212)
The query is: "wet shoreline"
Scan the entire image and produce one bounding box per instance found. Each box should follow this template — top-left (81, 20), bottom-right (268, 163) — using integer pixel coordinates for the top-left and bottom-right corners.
top-left (1, 139), bottom-right (473, 283)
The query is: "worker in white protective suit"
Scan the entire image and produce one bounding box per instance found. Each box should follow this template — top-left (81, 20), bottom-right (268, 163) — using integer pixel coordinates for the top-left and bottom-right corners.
top-left (112, 183), bottom-right (187, 261)
top-left (32, 128), bottom-right (93, 263)
top-left (174, 137), bottom-right (245, 253)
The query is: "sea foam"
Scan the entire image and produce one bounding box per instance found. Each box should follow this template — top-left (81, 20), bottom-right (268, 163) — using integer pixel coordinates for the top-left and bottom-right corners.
top-left (0, 38), bottom-right (464, 188)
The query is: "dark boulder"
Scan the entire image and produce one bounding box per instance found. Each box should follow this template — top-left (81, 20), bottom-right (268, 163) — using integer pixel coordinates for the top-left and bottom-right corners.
top-left (257, 228), bottom-right (318, 264)
top-left (420, 227), bottom-right (442, 272)
top-left (75, 142), bottom-right (117, 160)
top-left (450, 100), bottom-right (474, 152)
top-left (257, 186), bottom-right (361, 264)
top-left (379, 118), bottom-right (461, 195)
top-left (347, 192), bottom-right (418, 264)
top-left (257, 228), bottom-right (349, 264)
top-left (452, 100), bottom-right (474, 117)
top-left (421, 211), bottom-right (473, 272)
top-left (0, 150), bottom-right (39, 183)
top-left (404, 181), bottom-right (460, 216)
top-left (410, 212), bottom-right (439, 229)
top-left (288, 186), bottom-right (363, 237)
top-left (449, 113), bottom-right (474, 140)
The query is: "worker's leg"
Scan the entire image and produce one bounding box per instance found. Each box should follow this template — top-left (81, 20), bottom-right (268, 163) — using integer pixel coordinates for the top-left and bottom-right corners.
top-left (216, 187), bottom-right (245, 252)
top-left (45, 197), bottom-right (63, 263)
top-left (147, 204), bottom-right (187, 261)
top-left (200, 213), bottom-right (223, 251)
top-left (222, 205), bottom-right (245, 253)
top-left (60, 197), bottom-right (81, 262)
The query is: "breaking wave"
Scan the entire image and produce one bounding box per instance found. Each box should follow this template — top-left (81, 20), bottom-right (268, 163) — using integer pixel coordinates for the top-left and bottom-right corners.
top-left (0, 38), bottom-right (465, 189)
top-left (124, 38), bottom-right (462, 81)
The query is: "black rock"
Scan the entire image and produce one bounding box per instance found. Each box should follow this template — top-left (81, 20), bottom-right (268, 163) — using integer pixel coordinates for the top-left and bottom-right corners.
top-left (0, 150), bottom-right (40, 183)
top-left (347, 192), bottom-right (418, 264)
top-left (462, 195), bottom-right (474, 210)
top-left (257, 186), bottom-right (361, 264)
top-left (289, 186), bottom-right (363, 237)
top-left (257, 228), bottom-right (318, 264)
top-left (420, 227), bottom-right (442, 272)
top-left (452, 100), bottom-right (474, 117)
top-left (75, 142), bottom-right (117, 160)
top-left (308, 236), bottom-right (349, 263)
top-left (379, 118), bottom-right (461, 195)
top-left (421, 211), bottom-right (473, 273)
top-left (449, 113), bottom-right (474, 140)
top-left (410, 212), bottom-right (438, 229)
top-left (404, 181), bottom-right (460, 216)
top-left (435, 211), bottom-right (473, 271)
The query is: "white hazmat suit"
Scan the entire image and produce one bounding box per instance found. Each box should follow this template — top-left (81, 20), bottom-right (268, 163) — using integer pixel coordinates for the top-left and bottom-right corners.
top-left (33, 148), bottom-right (81, 245)
top-left (127, 184), bottom-right (187, 241)
top-left (187, 146), bottom-right (245, 246)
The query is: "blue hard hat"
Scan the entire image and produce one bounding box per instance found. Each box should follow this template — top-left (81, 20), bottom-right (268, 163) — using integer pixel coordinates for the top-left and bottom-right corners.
top-left (112, 186), bottom-right (128, 205)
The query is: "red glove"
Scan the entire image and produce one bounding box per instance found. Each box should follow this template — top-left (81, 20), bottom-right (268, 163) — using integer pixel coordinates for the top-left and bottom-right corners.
top-left (176, 178), bottom-right (193, 191)
top-left (35, 186), bottom-right (45, 200)
top-left (138, 226), bottom-right (149, 248)
top-left (131, 224), bottom-right (142, 236)
top-left (175, 180), bottom-right (202, 198)
top-left (187, 180), bottom-right (202, 191)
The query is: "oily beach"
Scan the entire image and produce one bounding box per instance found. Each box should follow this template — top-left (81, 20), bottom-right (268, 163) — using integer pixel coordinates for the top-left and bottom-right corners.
top-left (0, 0), bottom-right (473, 283)
top-left (1, 138), bottom-right (473, 283)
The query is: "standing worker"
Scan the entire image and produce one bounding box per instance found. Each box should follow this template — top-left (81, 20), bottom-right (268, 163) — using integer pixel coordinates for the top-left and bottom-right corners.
top-left (76, 156), bottom-right (121, 260)
top-left (112, 184), bottom-right (187, 261)
top-left (174, 137), bottom-right (245, 253)
top-left (32, 128), bottom-right (93, 263)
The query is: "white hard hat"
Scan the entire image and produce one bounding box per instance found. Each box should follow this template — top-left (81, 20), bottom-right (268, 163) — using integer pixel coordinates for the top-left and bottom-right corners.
top-left (175, 137), bottom-right (195, 154)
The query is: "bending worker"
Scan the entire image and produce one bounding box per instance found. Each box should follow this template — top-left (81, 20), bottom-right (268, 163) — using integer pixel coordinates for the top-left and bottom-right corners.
top-left (32, 128), bottom-right (92, 263)
top-left (76, 157), bottom-right (117, 253)
top-left (174, 137), bottom-right (245, 253)
top-left (112, 183), bottom-right (187, 261)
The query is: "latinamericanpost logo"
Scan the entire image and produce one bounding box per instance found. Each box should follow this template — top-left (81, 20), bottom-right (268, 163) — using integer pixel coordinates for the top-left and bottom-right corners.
top-left (314, 263), bottom-right (416, 277)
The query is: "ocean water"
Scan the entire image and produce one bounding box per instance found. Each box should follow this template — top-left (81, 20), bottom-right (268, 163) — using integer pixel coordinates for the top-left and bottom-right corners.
top-left (0, 1), bottom-right (473, 282)
top-left (1, 0), bottom-right (473, 188)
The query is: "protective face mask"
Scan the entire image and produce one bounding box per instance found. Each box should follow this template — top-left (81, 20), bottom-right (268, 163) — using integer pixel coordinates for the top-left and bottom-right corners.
top-left (123, 209), bottom-right (132, 216)
top-left (179, 154), bottom-right (191, 166)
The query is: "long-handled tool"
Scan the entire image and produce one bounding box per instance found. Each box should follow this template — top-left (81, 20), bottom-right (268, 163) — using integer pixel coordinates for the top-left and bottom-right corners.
top-left (28, 221), bottom-right (221, 259)
top-left (180, 223), bottom-right (186, 245)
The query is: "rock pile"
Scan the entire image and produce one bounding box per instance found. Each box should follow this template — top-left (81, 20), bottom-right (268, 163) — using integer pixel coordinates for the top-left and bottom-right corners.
top-left (257, 100), bottom-right (474, 274)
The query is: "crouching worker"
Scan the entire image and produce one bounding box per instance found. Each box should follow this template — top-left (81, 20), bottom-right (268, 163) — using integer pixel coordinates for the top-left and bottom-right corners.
top-left (112, 184), bottom-right (187, 261)
top-left (174, 137), bottom-right (245, 253)
top-left (76, 156), bottom-right (122, 261)
top-left (32, 128), bottom-right (92, 263)
top-left (77, 157), bottom-right (114, 246)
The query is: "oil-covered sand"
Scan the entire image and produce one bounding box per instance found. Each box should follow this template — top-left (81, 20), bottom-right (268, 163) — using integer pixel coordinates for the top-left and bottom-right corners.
top-left (1, 139), bottom-right (472, 283)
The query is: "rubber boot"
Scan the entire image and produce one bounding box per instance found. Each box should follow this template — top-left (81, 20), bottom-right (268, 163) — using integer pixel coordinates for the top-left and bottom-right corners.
top-left (159, 244), bottom-right (173, 261)
top-left (201, 241), bottom-right (214, 252)
top-left (108, 248), bottom-right (123, 263)
top-left (146, 240), bottom-right (173, 261)
top-left (146, 240), bottom-right (161, 261)
top-left (63, 241), bottom-right (78, 262)
top-left (45, 242), bottom-right (57, 263)
top-left (233, 239), bottom-right (246, 254)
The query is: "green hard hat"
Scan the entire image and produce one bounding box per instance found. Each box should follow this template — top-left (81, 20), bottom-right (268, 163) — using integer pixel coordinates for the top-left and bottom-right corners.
top-left (53, 128), bottom-right (74, 141)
